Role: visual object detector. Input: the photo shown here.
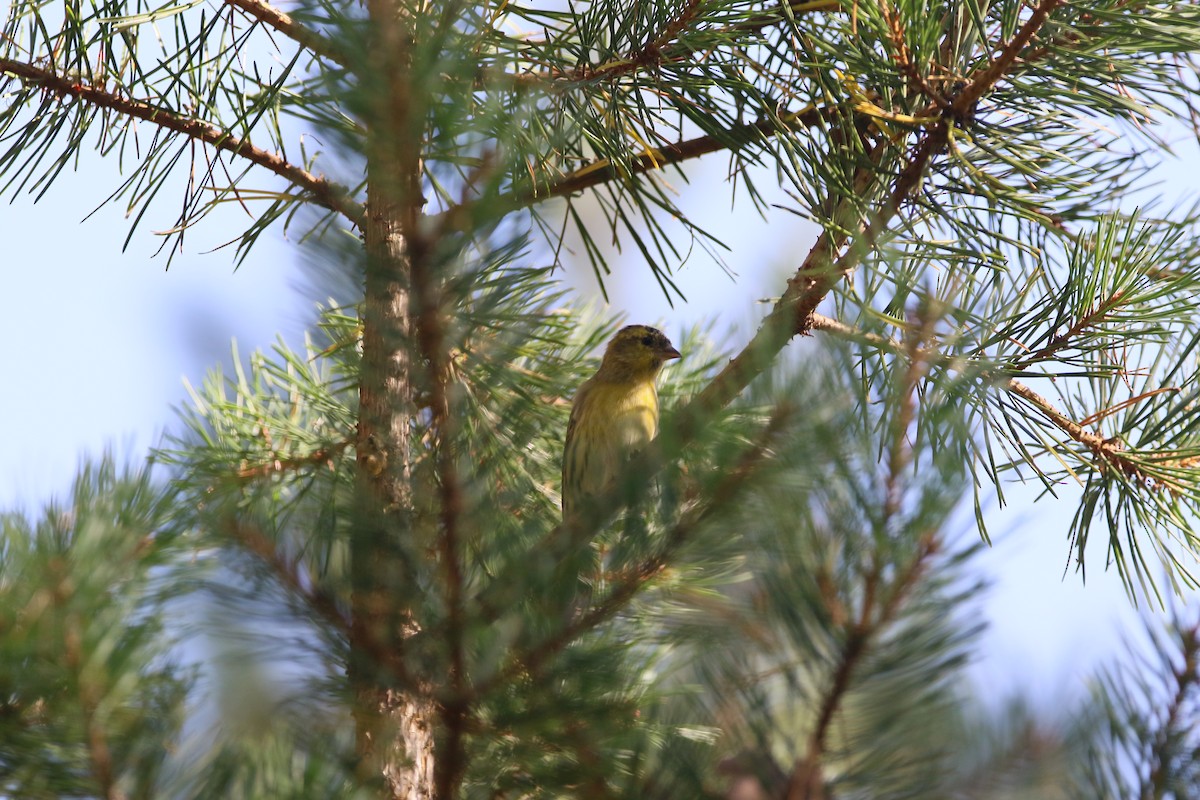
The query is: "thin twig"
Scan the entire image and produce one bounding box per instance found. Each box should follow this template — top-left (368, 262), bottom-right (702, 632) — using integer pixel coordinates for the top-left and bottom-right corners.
top-left (1006, 381), bottom-right (1140, 479)
top-left (509, 0), bottom-right (838, 89)
top-left (49, 558), bottom-right (123, 800)
top-left (0, 59), bottom-right (366, 228)
top-left (878, 0), bottom-right (946, 107)
top-left (64, 615), bottom-right (122, 800)
top-left (807, 312), bottom-right (1145, 481)
top-left (1018, 0), bottom-right (1142, 67)
top-left (541, 104), bottom-right (829, 199)
top-left (225, 0), bottom-right (351, 69)
top-left (885, 313), bottom-right (936, 520)
top-left (1146, 621), bottom-right (1200, 797)
top-left (227, 519), bottom-right (351, 629)
top-left (1011, 290), bottom-right (1127, 371)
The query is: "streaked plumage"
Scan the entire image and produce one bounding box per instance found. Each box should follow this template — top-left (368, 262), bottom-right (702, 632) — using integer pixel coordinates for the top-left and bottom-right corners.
top-left (562, 325), bottom-right (681, 519)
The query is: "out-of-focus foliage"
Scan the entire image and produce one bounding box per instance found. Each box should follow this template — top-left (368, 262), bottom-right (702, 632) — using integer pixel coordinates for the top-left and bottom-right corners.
top-left (0, 461), bottom-right (190, 798)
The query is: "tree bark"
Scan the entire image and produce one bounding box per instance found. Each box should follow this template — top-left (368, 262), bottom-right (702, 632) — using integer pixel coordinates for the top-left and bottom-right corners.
top-left (351, 0), bottom-right (435, 795)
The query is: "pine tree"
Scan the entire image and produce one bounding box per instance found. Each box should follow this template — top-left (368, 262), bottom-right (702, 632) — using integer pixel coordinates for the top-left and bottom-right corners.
top-left (2, 0), bottom-right (1200, 796)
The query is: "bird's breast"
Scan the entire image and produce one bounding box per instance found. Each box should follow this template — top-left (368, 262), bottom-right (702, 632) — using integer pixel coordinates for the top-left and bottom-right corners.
top-left (587, 380), bottom-right (659, 449)
top-left (565, 380), bottom-right (660, 506)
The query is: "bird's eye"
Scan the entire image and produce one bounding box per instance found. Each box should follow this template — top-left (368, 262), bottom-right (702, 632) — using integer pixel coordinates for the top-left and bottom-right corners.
top-left (641, 335), bottom-right (654, 347)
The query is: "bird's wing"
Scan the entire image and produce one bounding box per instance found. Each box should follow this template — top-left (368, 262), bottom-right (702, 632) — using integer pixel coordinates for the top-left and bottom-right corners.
top-left (561, 381), bottom-right (594, 514)
top-left (564, 380), bottom-right (591, 452)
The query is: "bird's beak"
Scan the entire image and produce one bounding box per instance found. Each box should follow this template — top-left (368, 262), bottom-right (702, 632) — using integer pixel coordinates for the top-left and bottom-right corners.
top-left (663, 346), bottom-right (682, 360)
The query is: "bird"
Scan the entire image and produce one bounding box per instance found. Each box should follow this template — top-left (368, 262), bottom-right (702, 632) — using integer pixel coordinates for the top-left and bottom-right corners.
top-left (562, 324), bottom-right (681, 521)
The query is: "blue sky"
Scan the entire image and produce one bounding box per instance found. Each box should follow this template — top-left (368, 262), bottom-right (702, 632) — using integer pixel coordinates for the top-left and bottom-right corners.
top-left (3, 114), bottom-right (1194, 714)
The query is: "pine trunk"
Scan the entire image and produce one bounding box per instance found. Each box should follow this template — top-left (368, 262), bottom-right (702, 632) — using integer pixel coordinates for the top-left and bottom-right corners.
top-left (352, 0), bottom-right (435, 794)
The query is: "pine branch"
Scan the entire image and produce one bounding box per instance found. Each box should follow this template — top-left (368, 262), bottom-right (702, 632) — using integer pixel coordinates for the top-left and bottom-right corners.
top-left (61, 605), bottom-right (120, 800)
top-left (683, 129), bottom-right (943, 425)
top-left (0, 59), bottom-right (365, 227)
top-left (1009, 291), bottom-right (1132, 371)
top-left (507, 0), bottom-right (705, 88)
top-left (223, 518), bottom-right (415, 688)
top-left (232, 439), bottom-right (353, 483)
top-left (878, 0), bottom-right (945, 107)
top-left (538, 105), bottom-right (831, 199)
top-left (508, 0), bottom-right (834, 89)
top-left (782, 334), bottom-right (942, 800)
top-left (431, 102), bottom-right (832, 234)
top-left (887, 315), bottom-right (937, 518)
top-left (1005, 381), bottom-right (1140, 479)
top-left (407, 231), bottom-right (470, 796)
top-left (1144, 620), bottom-right (1200, 798)
top-left (1010, 1), bottom-right (1130, 76)
top-left (225, 0), bottom-right (351, 70)
top-left (785, 527), bottom-right (942, 800)
top-left (808, 312), bottom-right (1144, 481)
top-left (950, 0), bottom-right (1064, 114)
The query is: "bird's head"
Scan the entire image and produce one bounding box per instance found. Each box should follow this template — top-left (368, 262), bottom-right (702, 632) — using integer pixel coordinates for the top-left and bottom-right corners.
top-left (597, 325), bottom-right (682, 381)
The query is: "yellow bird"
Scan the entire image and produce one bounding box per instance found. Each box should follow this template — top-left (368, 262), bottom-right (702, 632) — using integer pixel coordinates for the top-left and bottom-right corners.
top-left (562, 325), bottom-right (681, 520)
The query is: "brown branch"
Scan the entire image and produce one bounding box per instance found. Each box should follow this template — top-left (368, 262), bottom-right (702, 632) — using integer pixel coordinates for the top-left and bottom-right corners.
top-left (1147, 621), bottom-right (1200, 798)
top-left (1011, 290), bottom-right (1126, 371)
top-left (64, 616), bottom-right (122, 800)
top-left (225, 0), bottom-right (351, 70)
top-left (786, 404), bottom-right (942, 800)
top-left (510, 0), bottom-right (705, 89)
top-left (1077, 388), bottom-right (1178, 429)
top-left (539, 104), bottom-right (830, 200)
top-left (429, 102), bottom-right (832, 235)
top-left (1009, 0), bottom-right (1147, 76)
top-left (227, 519), bottom-right (352, 629)
top-left (233, 439), bottom-right (352, 483)
top-left (407, 233), bottom-right (471, 797)
top-left (950, 0), bottom-right (1063, 116)
top-left (737, 0), bottom-right (843, 37)
top-left (682, 128), bottom-right (944, 427)
top-left (651, 0), bottom-right (705, 58)
top-left (1005, 380), bottom-right (1140, 479)
top-left (878, 0), bottom-right (946, 107)
top-left (0, 58), bottom-right (366, 228)
top-left (885, 315), bottom-right (936, 520)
